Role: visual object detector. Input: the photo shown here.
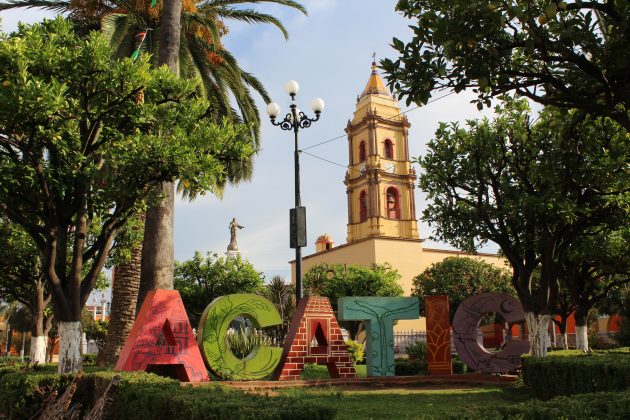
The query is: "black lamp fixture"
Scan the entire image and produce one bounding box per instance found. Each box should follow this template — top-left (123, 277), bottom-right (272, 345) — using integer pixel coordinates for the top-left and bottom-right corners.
top-left (266, 80), bottom-right (324, 303)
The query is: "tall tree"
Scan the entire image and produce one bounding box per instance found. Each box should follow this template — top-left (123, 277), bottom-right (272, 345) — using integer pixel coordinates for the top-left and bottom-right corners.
top-left (95, 217), bottom-right (144, 366)
top-left (412, 257), bottom-right (513, 321)
top-left (174, 251), bottom-right (264, 328)
top-left (382, 0), bottom-right (630, 130)
top-left (138, 0), bottom-right (184, 309)
top-left (0, 217), bottom-right (53, 363)
top-left (417, 98), bottom-right (628, 356)
top-left (559, 228), bottom-right (630, 351)
top-left (0, 18), bottom-right (256, 372)
top-left (303, 263), bottom-right (404, 340)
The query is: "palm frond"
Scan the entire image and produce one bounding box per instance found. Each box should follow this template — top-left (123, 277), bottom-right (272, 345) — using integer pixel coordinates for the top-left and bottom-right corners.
top-left (199, 0), bottom-right (307, 17)
top-left (0, 0), bottom-right (69, 13)
top-left (210, 8), bottom-right (290, 39)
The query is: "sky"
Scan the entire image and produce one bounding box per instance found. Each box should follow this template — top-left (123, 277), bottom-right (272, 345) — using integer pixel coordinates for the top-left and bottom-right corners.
top-left (1, 0), bottom-right (498, 288)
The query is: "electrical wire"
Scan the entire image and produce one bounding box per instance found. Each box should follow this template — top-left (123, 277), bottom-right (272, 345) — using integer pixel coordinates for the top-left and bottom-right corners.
top-left (302, 91), bottom-right (455, 151)
top-left (298, 91), bottom-right (457, 171)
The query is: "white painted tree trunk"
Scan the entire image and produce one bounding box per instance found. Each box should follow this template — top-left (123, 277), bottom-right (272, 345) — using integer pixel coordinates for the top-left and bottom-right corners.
top-left (525, 312), bottom-right (551, 357)
top-left (58, 322), bottom-right (83, 374)
top-left (30, 336), bottom-right (47, 364)
top-left (575, 325), bottom-right (589, 351)
top-left (561, 333), bottom-right (568, 350)
top-left (19, 333), bottom-right (26, 360)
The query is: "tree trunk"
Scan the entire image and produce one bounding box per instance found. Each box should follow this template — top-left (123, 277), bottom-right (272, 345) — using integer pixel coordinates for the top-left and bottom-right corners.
top-left (575, 325), bottom-right (589, 351)
top-left (19, 332), bottom-right (26, 360)
top-left (5, 324), bottom-right (13, 354)
top-left (58, 321), bottom-right (82, 373)
top-left (525, 312), bottom-right (551, 357)
top-left (561, 333), bottom-right (568, 350)
top-left (30, 335), bottom-right (46, 364)
top-left (575, 309), bottom-right (589, 351)
top-left (97, 244), bottom-right (142, 366)
top-left (138, 182), bottom-right (175, 311)
top-left (29, 281), bottom-right (48, 364)
top-left (137, 0), bottom-right (182, 312)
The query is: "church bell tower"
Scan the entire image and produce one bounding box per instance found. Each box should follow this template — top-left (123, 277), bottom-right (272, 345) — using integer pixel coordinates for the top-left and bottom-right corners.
top-left (344, 62), bottom-right (419, 243)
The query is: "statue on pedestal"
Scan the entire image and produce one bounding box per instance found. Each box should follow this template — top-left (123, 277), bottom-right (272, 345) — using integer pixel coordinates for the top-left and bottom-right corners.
top-left (227, 217), bottom-right (244, 252)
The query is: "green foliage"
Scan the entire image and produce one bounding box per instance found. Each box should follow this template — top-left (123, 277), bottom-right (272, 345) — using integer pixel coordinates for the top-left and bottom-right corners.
top-left (0, 369), bottom-right (335, 420)
top-left (81, 311), bottom-right (109, 351)
top-left (225, 327), bottom-right (272, 360)
top-left (260, 276), bottom-right (295, 345)
top-left (345, 340), bottom-right (364, 365)
top-left (0, 18), bottom-right (256, 325)
top-left (304, 263), bottom-right (404, 339)
top-left (412, 257), bottom-right (512, 320)
top-left (174, 251), bottom-right (264, 328)
top-left (522, 352), bottom-right (630, 399)
top-left (383, 0), bottom-right (630, 130)
top-left (404, 340), bottom-right (427, 362)
top-left (394, 357), bottom-right (427, 376)
top-left (416, 97), bottom-right (629, 337)
top-left (82, 353), bottom-right (97, 366)
top-left (0, 217), bottom-right (46, 307)
top-left (451, 355), bottom-right (468, 374)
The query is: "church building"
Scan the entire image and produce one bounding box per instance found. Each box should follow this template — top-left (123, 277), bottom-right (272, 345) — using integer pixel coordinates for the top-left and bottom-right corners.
top-left (291, 62), bottom-right (504, 331)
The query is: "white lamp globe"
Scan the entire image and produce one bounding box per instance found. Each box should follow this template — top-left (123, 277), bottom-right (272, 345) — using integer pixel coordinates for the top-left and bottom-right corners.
top-left (266, 102), bottom-right (280, 117)
top-left (311, 98), bottom-right (325, 113)
top-left (284, 80), bottom-right (299, 95)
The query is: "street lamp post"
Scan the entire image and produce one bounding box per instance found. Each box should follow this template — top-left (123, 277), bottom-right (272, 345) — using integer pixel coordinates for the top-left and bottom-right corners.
top-left (266, 80), bottom-right (324, 303)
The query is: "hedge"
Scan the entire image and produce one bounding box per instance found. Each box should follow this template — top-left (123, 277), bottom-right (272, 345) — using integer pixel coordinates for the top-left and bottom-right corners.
top-left (522, 352), bottom-right (630, 399)
top-left (0, 369), bottom-right (335, 419)
top-left (457, 389), bottom-right (630, 419)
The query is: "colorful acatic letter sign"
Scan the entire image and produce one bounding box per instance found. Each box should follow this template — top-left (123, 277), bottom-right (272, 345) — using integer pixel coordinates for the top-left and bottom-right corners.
top-left (197, 294), bottom-right (282, 380)
top-left (338, 297), bottom-right (419, 376)
top-left (115, 289), bottom-right (208, 382)
top-left (452, 293), bottom-right (531, 373)
top-left (274, 296), bottom-right (356, 380)
top-left (425, 296), bottom-right (452, 375)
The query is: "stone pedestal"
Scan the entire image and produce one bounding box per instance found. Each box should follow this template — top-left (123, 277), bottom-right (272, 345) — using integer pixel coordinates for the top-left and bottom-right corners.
top-left (225, 250), bottom-right (240, 259)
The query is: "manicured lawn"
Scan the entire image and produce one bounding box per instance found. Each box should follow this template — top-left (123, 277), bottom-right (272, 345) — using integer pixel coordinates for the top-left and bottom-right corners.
top-left (281, 386), bottom-right (532, 419)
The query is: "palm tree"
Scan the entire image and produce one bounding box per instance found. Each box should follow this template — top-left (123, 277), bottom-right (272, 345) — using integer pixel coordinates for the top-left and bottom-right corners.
top-left (0, 0), bottom-right (306, 363)
top-left (263, 276), bottom-right (295, 345)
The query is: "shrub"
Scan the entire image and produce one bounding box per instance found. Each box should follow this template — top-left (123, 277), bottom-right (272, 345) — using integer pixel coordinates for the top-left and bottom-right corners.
top-left (345, 340), bottom-right (364, 365)
top-left (83, 354), bottom-right (98, 366)
top-left (394, 357), bottom-right (427, 376)
top-left (0, 356), bottom-right (23, 367)
top-left (0, 369), bottom-right (336, 419)
top-left (404, 340), bottom-right (427, 362)
top-left (459, 389), bottom-right (630, 419)
top-left (522, 352), bottom-right (630, 399)
top-left (451, 355), bottom-right (468, 374)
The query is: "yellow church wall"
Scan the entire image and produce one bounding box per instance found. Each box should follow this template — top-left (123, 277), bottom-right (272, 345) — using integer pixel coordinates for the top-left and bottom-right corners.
top-left (292, 238), bottom-right (508, 333)
top-left (291, 237), bottom-right (377, 283)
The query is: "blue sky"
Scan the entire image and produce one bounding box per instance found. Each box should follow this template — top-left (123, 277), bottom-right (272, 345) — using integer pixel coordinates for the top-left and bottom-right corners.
top-left (1, 1), bottom-right (497, 285)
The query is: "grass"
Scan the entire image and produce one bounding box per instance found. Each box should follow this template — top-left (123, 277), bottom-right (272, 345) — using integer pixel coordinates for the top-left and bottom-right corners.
top-left (281, 386), bottom-right (533, 419)
top-left (301, 364), bottom-right (367, 380)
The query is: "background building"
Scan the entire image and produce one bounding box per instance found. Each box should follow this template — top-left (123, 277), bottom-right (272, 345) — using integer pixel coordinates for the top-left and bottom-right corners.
top-left (291, 63), bottom-right (505, 331)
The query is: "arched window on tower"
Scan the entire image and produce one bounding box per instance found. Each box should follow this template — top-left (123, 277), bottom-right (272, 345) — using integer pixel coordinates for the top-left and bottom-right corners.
top-left (360, 191), bottom-right (368, 222)
top-left (386, 187), bottom-right (400, 219)
top-left (359, 141), bottom-right (366, 162)
top-left (384, 139), bottom-right (393, 159)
